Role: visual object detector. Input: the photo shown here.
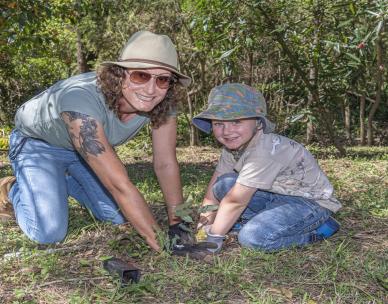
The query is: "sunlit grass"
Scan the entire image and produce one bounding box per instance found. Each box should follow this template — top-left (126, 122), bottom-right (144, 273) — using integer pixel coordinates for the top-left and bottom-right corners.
top-left (0, 145), bottom-right (387, 303)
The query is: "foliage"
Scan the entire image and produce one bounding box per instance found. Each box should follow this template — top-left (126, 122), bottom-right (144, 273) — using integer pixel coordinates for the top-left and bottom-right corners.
top-left (0, 0), bottom-right (387, 146)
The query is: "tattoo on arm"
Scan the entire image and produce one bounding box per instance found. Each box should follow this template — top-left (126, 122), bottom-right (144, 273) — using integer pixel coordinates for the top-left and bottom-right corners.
top-left (62, 111), bottom-right (105, 160)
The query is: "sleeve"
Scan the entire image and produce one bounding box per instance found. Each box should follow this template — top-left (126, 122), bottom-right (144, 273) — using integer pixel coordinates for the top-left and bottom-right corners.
top-left (57, 87), bottom-right (105, 123)
top-left (236, 153), bottom-right (284, 190)
top-left (215, 149), bottom-right (235, 175)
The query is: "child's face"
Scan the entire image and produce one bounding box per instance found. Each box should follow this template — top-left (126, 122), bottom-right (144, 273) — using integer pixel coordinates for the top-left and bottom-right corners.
top-left (212, 118), bottom-right (258, 150)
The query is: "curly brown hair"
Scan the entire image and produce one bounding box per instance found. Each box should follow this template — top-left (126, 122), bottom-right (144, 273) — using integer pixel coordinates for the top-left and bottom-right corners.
top-left (96, 65), bottom-right (177, 128)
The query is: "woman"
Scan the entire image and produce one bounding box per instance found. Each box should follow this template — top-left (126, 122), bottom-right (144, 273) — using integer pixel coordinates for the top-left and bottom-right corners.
top-left (0, 30), bottom-right (191, 251)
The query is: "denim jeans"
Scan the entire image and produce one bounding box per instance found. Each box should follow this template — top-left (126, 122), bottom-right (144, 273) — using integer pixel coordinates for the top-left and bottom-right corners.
top-left (213, 173), bottom-right (332, 251)
top-left (8, 129), bottom-right (125, 244)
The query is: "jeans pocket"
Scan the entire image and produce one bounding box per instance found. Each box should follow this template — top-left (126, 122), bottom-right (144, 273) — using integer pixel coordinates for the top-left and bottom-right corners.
top-left (8, 129), bottom-right (28, 161)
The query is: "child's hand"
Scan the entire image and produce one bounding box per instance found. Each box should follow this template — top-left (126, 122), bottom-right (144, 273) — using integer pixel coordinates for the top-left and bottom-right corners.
top-left (195, 224), bottom-right (212, 242)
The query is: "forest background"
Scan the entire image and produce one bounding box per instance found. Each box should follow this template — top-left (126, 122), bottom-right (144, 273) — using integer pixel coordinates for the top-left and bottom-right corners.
top-left (1, 0), bottom-right (387, 153)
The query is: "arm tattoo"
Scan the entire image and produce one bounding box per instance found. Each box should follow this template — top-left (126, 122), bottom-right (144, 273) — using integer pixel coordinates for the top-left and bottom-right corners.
top-left (62, 111), bottom-right (105, 160)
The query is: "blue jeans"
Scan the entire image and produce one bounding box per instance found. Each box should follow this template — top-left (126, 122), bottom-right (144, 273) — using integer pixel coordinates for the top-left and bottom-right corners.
top-left (213, 173), bottom-right (332, 251)
top-left (8, 129), bottom-right (125, 244)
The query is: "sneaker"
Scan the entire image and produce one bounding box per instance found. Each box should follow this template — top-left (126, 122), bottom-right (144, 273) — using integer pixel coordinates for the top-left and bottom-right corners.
top-left (228, 222), bottom-right (243, 236)
top-left (311, 216), bottom-right (340, 242)
top-left (0, 176), bottom-right (16, 222)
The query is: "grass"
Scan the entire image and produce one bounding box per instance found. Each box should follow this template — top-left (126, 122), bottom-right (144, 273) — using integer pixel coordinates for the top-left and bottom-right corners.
top-left (0, 143), bottom-right (387, 303)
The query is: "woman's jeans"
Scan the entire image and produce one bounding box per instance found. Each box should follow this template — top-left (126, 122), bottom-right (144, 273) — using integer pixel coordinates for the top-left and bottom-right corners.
top-left (213, 173), bottom-right (332, 251)
top-left (8, 129), bottom-right (125, 244)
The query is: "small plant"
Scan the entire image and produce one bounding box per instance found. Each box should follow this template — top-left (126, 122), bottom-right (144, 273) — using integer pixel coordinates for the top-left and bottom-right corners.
top-left (174, 195), bottom-right (219, 225)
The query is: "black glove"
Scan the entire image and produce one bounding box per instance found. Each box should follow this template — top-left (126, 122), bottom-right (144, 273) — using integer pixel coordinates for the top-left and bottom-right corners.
top-left (168, 222), bottom-right (195, 245)
top-left (171, 242), bottom-right (218, 260)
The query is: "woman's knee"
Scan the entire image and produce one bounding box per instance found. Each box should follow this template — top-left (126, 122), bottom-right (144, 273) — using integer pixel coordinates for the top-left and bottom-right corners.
top-left (212, 173), bottom-right (239, 201)
top-left (106, 212), bottom-right (126, 225)
top-left (26, 223), bottom-right (68, 244)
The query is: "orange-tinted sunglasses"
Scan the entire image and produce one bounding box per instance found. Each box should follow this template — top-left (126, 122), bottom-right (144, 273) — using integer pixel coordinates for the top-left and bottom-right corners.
top-left (126, 70), bottom-right (176, 89)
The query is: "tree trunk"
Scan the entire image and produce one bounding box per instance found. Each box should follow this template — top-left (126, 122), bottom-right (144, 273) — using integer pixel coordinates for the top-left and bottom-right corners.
top-left (76, 28), bottom-right (89, 73)
top-left (248, 52), bottom-right (254, 86)
top-left (306, 44), bottom-right (317, 144)
top-left (359, 95), bottom-right (366, 146)
top-left (367, 31), bottom-right (383, 146)
top-left (187, 92), bottom-right (197, 146)
top-left (254, 2), bottom-right (346, 155)
top-left (344, 98), bottom-right (351, 143)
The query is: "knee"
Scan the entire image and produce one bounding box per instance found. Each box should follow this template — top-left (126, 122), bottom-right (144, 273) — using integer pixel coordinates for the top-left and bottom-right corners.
top-left (212, 173), bottom-right (238, 201)
top-left (27, 223), bottom-right (68, 244)
top-left (238, 223), bottom-right (279, 252)
top-left (108, 213), bottom-right (126, 225)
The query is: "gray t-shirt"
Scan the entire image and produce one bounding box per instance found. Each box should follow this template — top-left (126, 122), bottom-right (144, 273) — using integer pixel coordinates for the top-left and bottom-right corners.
top-left (15, 72), bottom-right (149, 149)
top-left (216, 131), bottom-right (342, 212)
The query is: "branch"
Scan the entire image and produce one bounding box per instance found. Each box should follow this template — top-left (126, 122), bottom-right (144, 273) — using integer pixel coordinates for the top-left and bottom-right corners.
top-left (347, 91), bottom-right (376, 103)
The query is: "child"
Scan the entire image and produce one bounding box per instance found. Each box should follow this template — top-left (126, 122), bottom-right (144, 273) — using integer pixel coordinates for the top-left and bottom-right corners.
top-left (191, 83), bottom-right (341, 254)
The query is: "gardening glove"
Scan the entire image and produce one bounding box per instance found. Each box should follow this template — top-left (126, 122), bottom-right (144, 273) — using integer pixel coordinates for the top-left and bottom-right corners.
top-left (205, 232), bottom-right (225, 253)
top-left (168, 222), bottom-right (195, 245)
top-left (171, 233), bottom-right (225, 260)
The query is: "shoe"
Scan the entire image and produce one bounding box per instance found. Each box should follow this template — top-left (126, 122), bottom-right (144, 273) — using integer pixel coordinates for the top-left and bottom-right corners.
top-left (228, 221), bottom-right (244, 236)
top-left (0, 176), bottom-right (16, 222)
top-left (310, 216), bottom-right (340, 242)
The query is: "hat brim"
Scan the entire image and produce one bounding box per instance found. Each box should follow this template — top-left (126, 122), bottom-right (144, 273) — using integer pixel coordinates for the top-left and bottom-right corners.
top-left (192, 112), bottom-right (275, 134)
top-left (101, 61), bottom-right (191, 87)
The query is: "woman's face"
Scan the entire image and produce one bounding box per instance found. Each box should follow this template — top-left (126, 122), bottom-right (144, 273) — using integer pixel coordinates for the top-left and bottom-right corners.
top-left (118, 68), bottom-right (173, 114)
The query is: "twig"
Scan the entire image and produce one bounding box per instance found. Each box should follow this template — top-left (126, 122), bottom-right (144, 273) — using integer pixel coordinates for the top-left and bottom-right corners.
top-left (346, 91), bottom-right (376, 103)
top-left (2, 245), bottom-right (87, 261)
top-left (37, 276), bottom-right (107, 288)
top-left (293, 281), bottom-right (374, 298)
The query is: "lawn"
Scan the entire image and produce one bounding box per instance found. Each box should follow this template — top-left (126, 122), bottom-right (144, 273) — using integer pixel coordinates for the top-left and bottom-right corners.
top-left (0, 144), bottom-right (387, 303)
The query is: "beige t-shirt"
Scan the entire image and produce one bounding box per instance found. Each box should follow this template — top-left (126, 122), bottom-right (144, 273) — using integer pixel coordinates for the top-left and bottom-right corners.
top-left (216, 131), bottom-right (342, 212)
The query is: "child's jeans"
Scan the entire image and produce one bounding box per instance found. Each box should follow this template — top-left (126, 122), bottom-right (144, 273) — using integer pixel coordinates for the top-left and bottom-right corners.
top-left (212, 173), bottom-right (333, 251)
top-left (8, 129), bottom-right (125, 244)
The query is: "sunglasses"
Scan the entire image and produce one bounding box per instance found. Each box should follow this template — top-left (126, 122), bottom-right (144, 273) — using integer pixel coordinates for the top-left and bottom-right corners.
top-left (126, 70), bottom-right (176, 89)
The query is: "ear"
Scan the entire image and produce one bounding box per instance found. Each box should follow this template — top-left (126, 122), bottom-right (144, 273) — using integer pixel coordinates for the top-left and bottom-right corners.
top-left (256, 118), bottom-right (263, 130)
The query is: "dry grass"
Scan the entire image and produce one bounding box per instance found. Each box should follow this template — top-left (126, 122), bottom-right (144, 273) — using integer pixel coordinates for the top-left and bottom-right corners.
top-left (0, 145), bottom-right (387, 303)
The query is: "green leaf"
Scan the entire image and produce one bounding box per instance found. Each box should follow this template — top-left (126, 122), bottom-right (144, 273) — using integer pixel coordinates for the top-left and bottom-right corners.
top-left (349, 3), bottom-right (356, 15)
top-left (79, 259), bottom-right (90, 266)
top-left (345, 52), bottom-right (361, 63)
top-left (338, 19), bottom-right (353, 28)
top-left (198, 204), bottom-right (219, 213)
top-left (375, 20), bottom-right (383, 36)
top-left (219, 47), bottom-right (237, 60)
top-left (290, 113), bottom-right (305, 123)
top-left (181, 215), bottom-right (194, 223)
top-left (365, 10), bottom-right (379, 17)
top-left (98, 255), bottom-right (113, 261)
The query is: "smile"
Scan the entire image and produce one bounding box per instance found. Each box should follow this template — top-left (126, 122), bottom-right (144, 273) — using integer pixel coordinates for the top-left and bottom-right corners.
top-left (136, 93), bottom-right (154, 102)
top-left (223, 137), bottom-right (239, 142)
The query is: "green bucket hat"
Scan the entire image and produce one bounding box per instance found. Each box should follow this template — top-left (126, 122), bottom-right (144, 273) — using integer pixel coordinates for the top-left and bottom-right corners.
top-left (192, 83), bottom-right (275, 134)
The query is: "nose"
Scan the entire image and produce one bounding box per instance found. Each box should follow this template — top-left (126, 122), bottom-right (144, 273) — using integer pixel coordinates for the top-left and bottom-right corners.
top-left (144, 77), bottom-right (157, 94)
top-left (222, 123), bottom-right (234, 135)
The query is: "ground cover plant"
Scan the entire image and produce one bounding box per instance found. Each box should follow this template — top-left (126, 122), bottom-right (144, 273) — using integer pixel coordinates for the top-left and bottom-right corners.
top-left (0, 143), bottom-right (387, 303)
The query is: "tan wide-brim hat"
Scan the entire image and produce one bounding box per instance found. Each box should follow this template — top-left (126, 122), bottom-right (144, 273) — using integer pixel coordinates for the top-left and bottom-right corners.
top-left (102, 30), bottom-right (191, 87)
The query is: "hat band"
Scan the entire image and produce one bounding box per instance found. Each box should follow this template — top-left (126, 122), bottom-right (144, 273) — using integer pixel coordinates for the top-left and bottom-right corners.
top-left (117, 58), bottom-right (178, 71)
